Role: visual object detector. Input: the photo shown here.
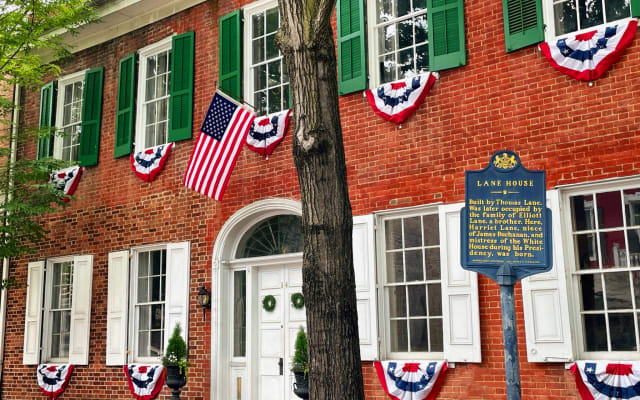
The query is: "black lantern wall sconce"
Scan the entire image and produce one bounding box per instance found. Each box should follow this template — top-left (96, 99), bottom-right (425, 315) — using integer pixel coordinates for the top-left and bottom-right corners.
top-left (197, 285), bottom-right (211, 321)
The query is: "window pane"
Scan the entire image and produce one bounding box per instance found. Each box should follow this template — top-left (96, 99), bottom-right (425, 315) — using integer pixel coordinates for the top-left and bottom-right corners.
top-left (579, 0), bottom-right (604, 29)
top-left (572, 195), bottom-right (595, 231)
top-left (236, 215), bottom-right (303, 257)
top-left (404, 217), bottom-right (422, 248)
top-left (266, 7), bottom-right (279, 33)
top-left (150, 331), bottom-right (163, 357)
top-left (604, 271), bottom-right (632, 310)
top-left (385, 219), bottom-right (403, 250)
top-left (583, 314), bottom-right (607, 351)
top-left (151, 304), bottom-right (164, 329)
top-left (414, 15), bottom-right (428, 44)
top-left (609, 313), bottom-right (636, 351)
top-left (390, 320), bottom-right (408, 352)
top-left (634, 271), bottom-right (640, 307)
top-left (268, 87), bottom-right (282, 114)
top-left (267, 61), bottom-right (281, 87)
top-left (625, 190), bottom-right (640, 226)
top-left (397, 0), bottom-right (411, 17)
top-left (388, 286), bottom-right (407, 318)
top-left (252, 38), bottom-right (265, 64)
top-left (380, 53), bottom-right (397, 84)
top-left (282, 85), bottom-right (290, 111)
top-left (398, 20), bottom-right (413, 49)
top-left (138, 277), bottom-right (149, 303)
top-left (64, 85), bottom-right (73, 105)
top-left (601, 231), bottom-right (626, 268)
top-left (255, 91), bottom-right (267, 116)
top-left (233, 271), bottom-right (247, 357)
top-left (379, 24), bottom-right (396, 54)
top-left (151, 250), bottom-right (162, 275)
top-left (146, 102), bottom-right (156, 126)
top-left (266, 33), bottom-right (278, 60)
top-left (428, 283), bottom-right (442, 316)
top-left (139, 305), bottom-right (150, 330)
top-left (377, 0), bottom-right (393, 23)
top-left (605, 0), bottom-right (630, 21)
top-left (398, 48), bottom-right (414, 78)
top-left (386, 252), bottom-right (404, 283)
top-left (581, 273), bottom-right (604, 311)
top-left (405, 250), bottom-right (423, 282)
top-left (408, 285), bottom-right (427, 316)
top-left (409, 319), bottom-right (428, 351)
top-left (424, 248), bottom-right (440, 280)
top-left (429, 318), bottom-right (443, 352)
top-left (138, 331), bottom-right (150, 357)
top-left (414, 0), bottom-right (427, 12)
top-left (157, 52), bottom-right (168, 75)
top-left (151, 276), bottom-right (161, 301)
top-left (422, 215), bottom-right (438, 246)
top-left (252, 13), bottom-right (264, 38)
top-left (146, 56), bottom-right (157, 78)
top-left (575, 233), bottom-right (598, 270)
top-left (254, 64), bottom-right (267, 91)
top-left (597, 191), bottom-right (623, 229)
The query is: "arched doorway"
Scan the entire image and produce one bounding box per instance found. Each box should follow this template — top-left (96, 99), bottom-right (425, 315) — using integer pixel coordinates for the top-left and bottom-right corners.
top-left (211, 199), bottom-right (305, 400)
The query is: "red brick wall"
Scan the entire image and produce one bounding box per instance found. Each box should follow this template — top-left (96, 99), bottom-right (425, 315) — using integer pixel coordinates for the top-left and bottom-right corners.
top-left (2, 0), bottom-right (639, 397)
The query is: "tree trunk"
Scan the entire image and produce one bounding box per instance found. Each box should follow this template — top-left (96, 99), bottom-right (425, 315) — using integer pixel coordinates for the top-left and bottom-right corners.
top-left (275, 0), bottom-right (365, 398)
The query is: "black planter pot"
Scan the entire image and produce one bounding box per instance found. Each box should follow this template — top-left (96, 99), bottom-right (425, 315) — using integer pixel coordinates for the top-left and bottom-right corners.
top-left (292, 370), bottom-right (309, 399)
top-left (165, 365), bottom-right (187, 400)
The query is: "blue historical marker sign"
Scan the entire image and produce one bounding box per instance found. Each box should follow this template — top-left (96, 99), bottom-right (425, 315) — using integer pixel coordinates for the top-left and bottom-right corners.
top-left (461, 150), bottom-right (552, 283)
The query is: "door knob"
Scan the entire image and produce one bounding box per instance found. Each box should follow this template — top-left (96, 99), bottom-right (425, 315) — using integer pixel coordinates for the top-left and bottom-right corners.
top-left (278, 357), bottom-right (284, 375)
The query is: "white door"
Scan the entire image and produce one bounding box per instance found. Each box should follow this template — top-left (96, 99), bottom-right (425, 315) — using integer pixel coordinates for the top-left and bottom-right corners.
top-left (257, 264), bottom-right (306, 400)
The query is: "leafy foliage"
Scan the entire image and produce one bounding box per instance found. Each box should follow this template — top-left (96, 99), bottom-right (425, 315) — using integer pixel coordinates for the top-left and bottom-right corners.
top-left (291, 327), bottom-right (308, 375)
top-left (0, 0), bottom-right (97, 267)
top-left (162, 323), bottom-right (189, 377)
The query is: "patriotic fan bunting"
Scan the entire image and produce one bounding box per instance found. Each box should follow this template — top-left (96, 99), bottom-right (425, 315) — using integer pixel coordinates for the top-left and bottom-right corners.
top-left (364, 73), bottom-right (438, 124)
top-left (246, 109), bottom-right (291, 157)
top-left (539, 19), bottom-right (638, 82)
top-left (124, 364), bottom-right (165, 400)
top-left (49, 166), bottom-right (83, 202)
top-left (183, 91), bottom-right (255, 200)
top-left (37, 364), bottom-right (74, 399)
top-left (374, 360), bottom-right (448, 400)
top-left (130, 143), bottom-right (174, 182)
top-left (571, 361), bottom-right (640, 400)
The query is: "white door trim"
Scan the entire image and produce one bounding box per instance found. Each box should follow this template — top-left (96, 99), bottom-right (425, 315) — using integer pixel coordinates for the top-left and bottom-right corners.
top-left (211, 199), bottom-right (302, 400)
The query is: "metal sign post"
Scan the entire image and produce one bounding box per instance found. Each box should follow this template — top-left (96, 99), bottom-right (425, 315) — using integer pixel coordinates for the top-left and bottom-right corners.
top-left (461, 151), bottom-right (552, 400)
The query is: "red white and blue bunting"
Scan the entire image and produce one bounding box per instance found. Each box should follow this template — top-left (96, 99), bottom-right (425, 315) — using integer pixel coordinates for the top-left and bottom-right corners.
top-left (364, 73), bottom-right (438, 124)
top-left (571, 361), bottom-right (640, 400)
top-left (49, 166), bottom-right (83, 202)
top-left (246, 109), bottom-right (291, 158)
top-left (37, 364), bottom-right (74, 399)
top-left (130, 143), bottom-right (174, 182)
top-left (124, 364), bottom-right (165, 400)
top-left (374, 360), bottom-right (447, 400)
top-left (539, 19), bottom-right (637, 82)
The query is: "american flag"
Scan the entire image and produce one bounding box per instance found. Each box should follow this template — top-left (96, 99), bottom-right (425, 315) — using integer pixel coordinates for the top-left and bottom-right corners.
top-left (183, 91), bottom-right (254, 200)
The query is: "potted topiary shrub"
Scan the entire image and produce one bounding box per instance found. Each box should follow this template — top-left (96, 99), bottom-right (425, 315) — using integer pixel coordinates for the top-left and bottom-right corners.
top-left (162, 323), bottom-right (189, 400)
top-left (291, 327), bottom-right (309, 399)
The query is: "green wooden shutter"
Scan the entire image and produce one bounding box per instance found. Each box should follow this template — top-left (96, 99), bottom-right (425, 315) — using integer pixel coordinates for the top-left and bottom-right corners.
top-left (632, 0), bottom-right (640, 17)
top-left (428, 0), bottom-right (467, 71)
top-left (78, 67), bottom-right (104, 166)
top-left (502, 0), bottom-right (544, 52)
top-left (337, 0), bottom-right (366, 95)
top-left (168, 31), bottom-right (195, 142)
top-left (37, 81), bottom-right (56, 159)
top-left (114, 52), bottom-right (137, 158)
top-left (219, 10), bottom-right (242, 100)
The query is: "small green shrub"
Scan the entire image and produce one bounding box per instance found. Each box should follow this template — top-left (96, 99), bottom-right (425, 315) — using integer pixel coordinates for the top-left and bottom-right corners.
top-left (162, 323), bottom-right (189, 378)
top-left (291, 327), bottom-right (308, 376)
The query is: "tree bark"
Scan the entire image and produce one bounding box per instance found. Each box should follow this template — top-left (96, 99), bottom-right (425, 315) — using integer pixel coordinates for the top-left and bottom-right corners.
top-left (275, 0), bottom-right (364, 398)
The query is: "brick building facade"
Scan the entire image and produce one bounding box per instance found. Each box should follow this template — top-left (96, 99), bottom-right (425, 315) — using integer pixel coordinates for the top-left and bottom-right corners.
top-left (1, 0), bottom-right (639, 398)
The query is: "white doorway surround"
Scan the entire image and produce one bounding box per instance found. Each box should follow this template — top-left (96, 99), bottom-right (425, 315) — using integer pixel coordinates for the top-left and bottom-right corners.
top-left (211, 199), bottom-right (303, 400)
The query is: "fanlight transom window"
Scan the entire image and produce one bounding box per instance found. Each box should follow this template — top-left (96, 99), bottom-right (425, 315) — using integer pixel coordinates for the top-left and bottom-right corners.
top-left (236, 215), bottom-right (302, 258)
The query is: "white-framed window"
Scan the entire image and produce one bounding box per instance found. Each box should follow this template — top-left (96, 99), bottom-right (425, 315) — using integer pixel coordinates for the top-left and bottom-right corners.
top-left (366, 0), bottom-right (429, 86)
top-left (563, 178), bottom-right (640, 359)
top-left (135, 37), bottom-right (172, 152)
top-left (243, 0), bottom-right (290, 116)
top-left (130, 246), bottom-right (167, 362)
top-left (106, 242), bottom-right (190, 366)
top-left (53, 71), bottom-right (85, 162)
top-left (542, 0), bottom-right (632, 39)
top-left (378, 206), bottom-right (443, 358)
top-left (23, 255), bottom-right (93, 365)
top-left (43, 259), bottom-right (74, 362)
